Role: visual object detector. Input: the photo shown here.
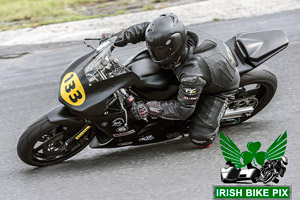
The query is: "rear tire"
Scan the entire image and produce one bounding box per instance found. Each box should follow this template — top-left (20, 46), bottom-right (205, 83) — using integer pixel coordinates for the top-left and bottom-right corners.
top-left (17, 116), bottom-right (95, 166)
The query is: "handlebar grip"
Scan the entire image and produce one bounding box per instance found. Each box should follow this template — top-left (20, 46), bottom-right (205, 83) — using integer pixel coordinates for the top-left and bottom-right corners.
top-left (131, 101), bottom-right (148, 123)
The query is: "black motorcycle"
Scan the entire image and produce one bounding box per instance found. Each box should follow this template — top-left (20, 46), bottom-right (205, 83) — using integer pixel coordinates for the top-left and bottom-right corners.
top-left (17, 30), bottom-right (288, 166)
top-left (257, 156), bottom-right (288, 184)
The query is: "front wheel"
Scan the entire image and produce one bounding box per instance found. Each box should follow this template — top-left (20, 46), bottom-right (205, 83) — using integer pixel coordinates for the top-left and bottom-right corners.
top-left (17, 116), bottom-right (95, 166)
top-left (262, 170), bottom-right (275, 184)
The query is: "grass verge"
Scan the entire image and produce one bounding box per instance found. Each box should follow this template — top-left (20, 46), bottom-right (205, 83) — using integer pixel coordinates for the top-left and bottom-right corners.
top-left (0, 0), bottom-right (134, 31)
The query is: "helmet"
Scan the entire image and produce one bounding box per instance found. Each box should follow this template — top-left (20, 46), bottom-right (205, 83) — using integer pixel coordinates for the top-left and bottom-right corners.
top-left (145, 13), bottom-right (187, 68)
top-left (281, 156), bottom-right (288, 165)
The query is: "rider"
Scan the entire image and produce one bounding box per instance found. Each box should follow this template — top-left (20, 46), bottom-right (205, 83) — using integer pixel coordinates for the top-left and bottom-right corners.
top-left (103, 13), bottom-right (240, 147)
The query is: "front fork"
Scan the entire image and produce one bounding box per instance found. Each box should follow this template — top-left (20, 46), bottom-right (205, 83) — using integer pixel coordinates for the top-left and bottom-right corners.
top-left (60, 123), bottom-right (93, 151)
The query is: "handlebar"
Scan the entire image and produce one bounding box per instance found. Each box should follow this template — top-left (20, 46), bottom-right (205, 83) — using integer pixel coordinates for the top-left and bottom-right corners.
top-left (83, 37), bottom-right (116, 51)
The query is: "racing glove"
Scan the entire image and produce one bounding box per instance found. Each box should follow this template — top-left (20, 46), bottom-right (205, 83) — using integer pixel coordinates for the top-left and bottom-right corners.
top-left (131, 102), bottom-right (149, 121)
top-left (101, 22), bottom-right (149, 47)
top-left (146, 101), bottom-right (163, 119)
top-left (100, 30), bottom-right (125, 42)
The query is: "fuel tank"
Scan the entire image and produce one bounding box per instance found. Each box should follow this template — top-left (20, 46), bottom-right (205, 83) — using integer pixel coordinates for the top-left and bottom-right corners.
top-left (126, 50), bottom-right (179, 100)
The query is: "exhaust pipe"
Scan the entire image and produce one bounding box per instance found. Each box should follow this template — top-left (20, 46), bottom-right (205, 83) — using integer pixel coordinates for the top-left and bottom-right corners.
top-left (222, 106), bottom-right (254, 120)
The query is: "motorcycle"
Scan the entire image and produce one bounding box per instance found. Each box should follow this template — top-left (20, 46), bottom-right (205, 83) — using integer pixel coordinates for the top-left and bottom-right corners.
top-left (17, 29), bottom-right (289, 166)
top-left (257, 156), bottom-right (288, 184)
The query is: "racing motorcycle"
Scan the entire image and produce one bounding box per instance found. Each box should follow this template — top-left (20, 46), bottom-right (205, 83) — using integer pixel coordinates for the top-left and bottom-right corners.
top-left (257, 156), bottom-right (288, 184)
top-left (17, 29), bottom-right (289, 166)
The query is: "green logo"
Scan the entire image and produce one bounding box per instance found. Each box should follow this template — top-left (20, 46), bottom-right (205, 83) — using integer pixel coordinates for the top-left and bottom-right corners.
top-left (220, 131), bottom-right (287, 168)
top-left (214, 185), bottom-right (291, 199)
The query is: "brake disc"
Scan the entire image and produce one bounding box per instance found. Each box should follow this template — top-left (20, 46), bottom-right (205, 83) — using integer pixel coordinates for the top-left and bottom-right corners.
top-left (43, 132), bottom-right (65, 156)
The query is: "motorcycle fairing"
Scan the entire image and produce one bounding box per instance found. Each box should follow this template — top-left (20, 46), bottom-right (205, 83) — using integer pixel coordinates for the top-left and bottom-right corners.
top-left (225, 37), bottom-right (254, 74)
top-left (58, 49), bottom-right (140, 115)
top-left (46, 105), bottom-right (86, 134)
top-left (235, 30), bottom-right (289, 67)
top-left (89, 117), bottom-right (186, 148)
top-left (126, 50), bottom-right (180, 100)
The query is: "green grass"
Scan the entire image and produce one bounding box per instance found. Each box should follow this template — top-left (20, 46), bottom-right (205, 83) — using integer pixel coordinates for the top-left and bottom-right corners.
top-left (213, 17), bottom-right (221, 21)
top-left (0, 0), bottom-right (171, 31)
top-left (152, 0), bottom-right (166, 2)
top-left (142, 4), bottom-right (155, 11)
top-left (0, 0), bottom-right (113, 31)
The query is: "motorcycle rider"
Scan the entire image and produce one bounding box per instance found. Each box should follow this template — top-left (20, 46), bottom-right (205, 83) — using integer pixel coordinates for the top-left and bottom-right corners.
top-left (103, 13), bottom-right (240, 147)
top-left (261, 156), bottom-right (288, 178)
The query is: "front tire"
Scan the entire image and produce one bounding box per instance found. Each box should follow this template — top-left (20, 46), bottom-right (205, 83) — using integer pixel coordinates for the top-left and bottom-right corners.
top-left (17, 116), bottom-right (95, 166)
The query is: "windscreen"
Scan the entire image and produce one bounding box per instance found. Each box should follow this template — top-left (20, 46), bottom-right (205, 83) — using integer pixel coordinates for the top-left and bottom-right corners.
top-left (84, 37), bottom-right (130, 83)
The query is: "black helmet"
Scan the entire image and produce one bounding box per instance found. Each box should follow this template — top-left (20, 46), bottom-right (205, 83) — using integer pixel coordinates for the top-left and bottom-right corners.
top-left (145, 13), bottom-right (187, 68)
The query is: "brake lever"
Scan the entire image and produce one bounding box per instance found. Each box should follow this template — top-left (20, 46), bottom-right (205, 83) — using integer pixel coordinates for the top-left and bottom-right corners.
top-left (117, 91), bottom-right (128, 128)
top-left (83, 41), bottom-right (95, 50)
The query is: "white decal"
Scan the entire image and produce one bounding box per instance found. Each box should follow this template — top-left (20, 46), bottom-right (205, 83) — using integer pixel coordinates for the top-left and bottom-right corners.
top-left (138, 135), bottom-right (155, 142)
top-left (117, 141), bottom-right (133, 146)
top-left (113, 129), bottom-right (135, 137)
top-left (112, 118), bottom-right (125, 127)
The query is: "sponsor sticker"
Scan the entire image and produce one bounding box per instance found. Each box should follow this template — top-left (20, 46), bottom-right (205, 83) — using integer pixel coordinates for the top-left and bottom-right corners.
top-left (181, 76), bottom-right (197, 82)
top-left (116, 126), bottom-right (128, 133)
top-left (75, 125), bottom-right (91, 140)
top-left (184, 88), bottom-right (197, 94)
top-left (101, 122), bottom-right (108, 127)
top-left (117, 141), bottom-right (133, 146)
top-left (149, 107), bottom-right (161, 113)
top-left (113, 129), bottom-right (135, 137)
top-left (139, 135), bottom-right (155, 142)
top-left (112, 118), bottom-right (124, 127)
top-left (183, 96), bottom-right (199, 101)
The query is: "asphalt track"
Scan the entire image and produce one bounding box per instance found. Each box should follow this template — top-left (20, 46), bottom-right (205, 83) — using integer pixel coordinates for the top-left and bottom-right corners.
top-left (0, 10), bottom-right (299, 200)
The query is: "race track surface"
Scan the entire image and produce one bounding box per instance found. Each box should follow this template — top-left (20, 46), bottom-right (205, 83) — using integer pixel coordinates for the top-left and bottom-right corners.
top-left (0, 9), bottom-right (299, 200)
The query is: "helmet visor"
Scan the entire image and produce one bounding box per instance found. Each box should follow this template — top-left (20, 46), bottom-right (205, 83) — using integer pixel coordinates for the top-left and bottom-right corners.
top-left (147, 40), bottom-right (173, 61)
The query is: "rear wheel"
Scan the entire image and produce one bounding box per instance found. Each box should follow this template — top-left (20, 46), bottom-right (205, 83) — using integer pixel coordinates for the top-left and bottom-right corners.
top-left (17, 116), bottom-right (95, 166)
top-left (221, 65), bottom-right (277, 126)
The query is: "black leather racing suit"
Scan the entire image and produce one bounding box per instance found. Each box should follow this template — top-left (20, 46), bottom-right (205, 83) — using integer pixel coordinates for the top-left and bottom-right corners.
top-left (115, 22), bottom-right (240, 146)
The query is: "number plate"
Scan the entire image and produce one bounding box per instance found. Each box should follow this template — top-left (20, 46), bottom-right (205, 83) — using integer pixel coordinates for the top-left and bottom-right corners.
top-left (60, 72), bottom-right (86, 106)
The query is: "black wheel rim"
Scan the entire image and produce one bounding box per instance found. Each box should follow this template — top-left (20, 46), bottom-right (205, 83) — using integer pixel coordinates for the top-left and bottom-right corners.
top-left (31, 126), bottom-right (92, 162)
